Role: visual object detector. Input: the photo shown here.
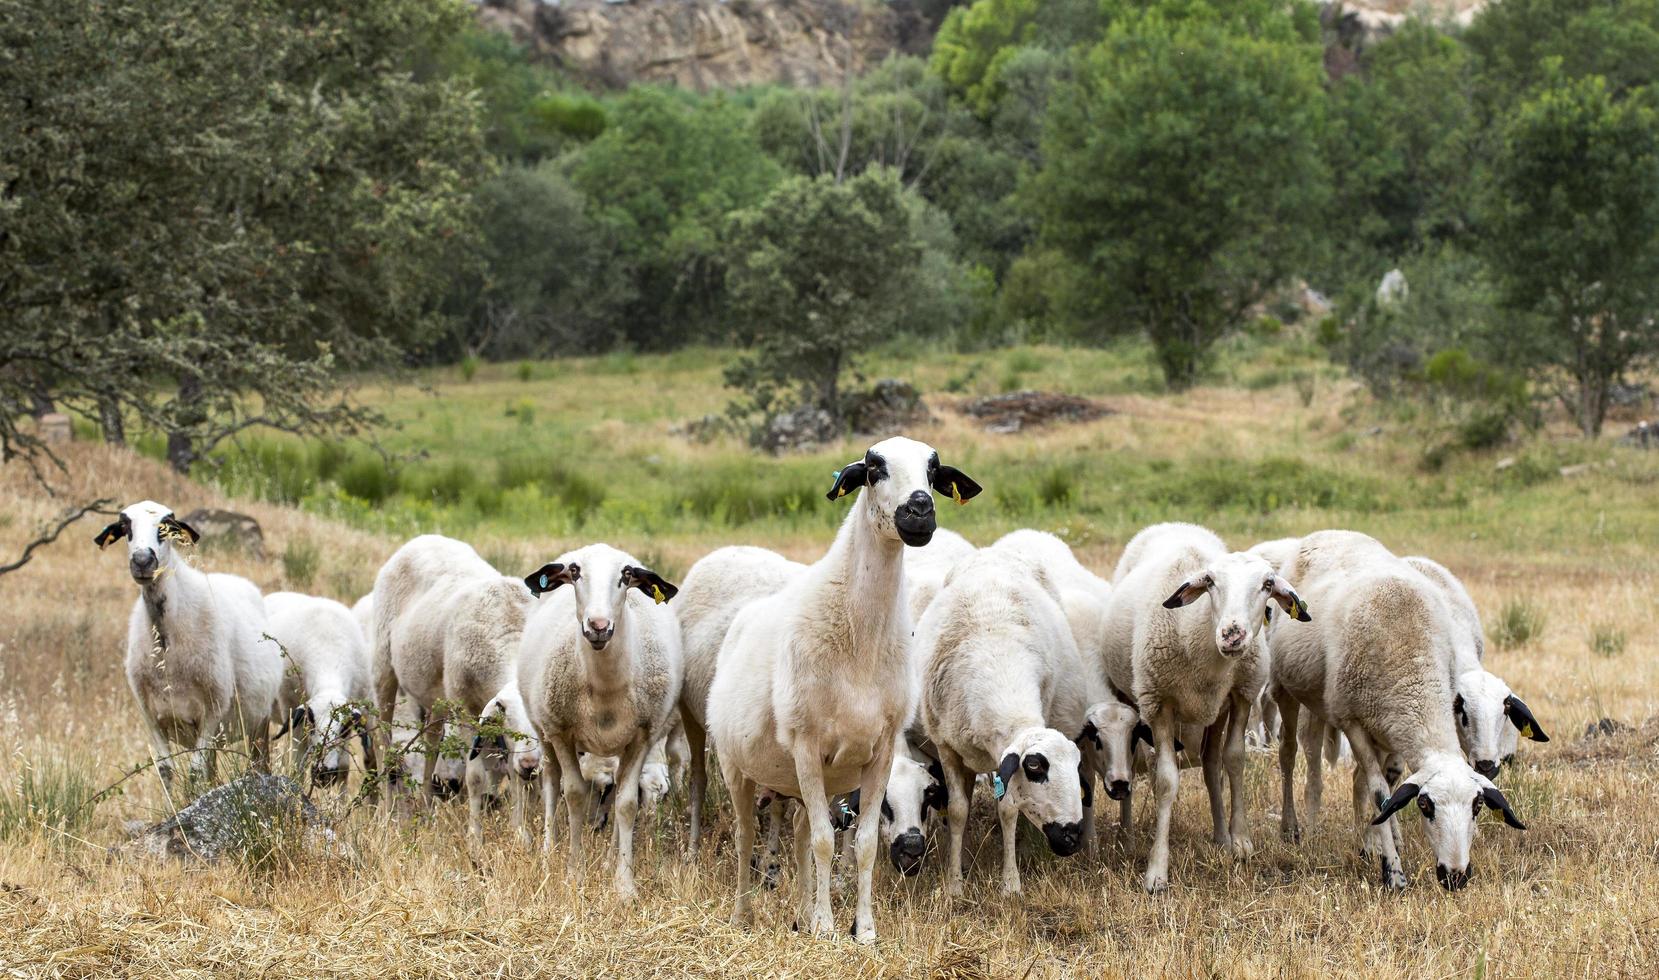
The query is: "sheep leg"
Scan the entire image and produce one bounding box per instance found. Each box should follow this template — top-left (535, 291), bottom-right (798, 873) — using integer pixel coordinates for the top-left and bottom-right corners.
top-left (996, 781), bottom-right (1022, 895)
top-left (729, 773), bottom-right (759, 927)
top-left (937, 744), bottom-right (972, 898)
top-left (792, 802), bottom-right (814, 928)
top-left (1346, 731), bottom-right (1406, 890)
top-left (1223, 692), bottom-right (1253, 859)
top-left (464, 739), bottom-right (490, 846)
top-left (1276, 694), bottom-right (1302, 843)
top-left (789, 741), bottom-right (836, 936)
top-left (1144, 714), bottom-right (1181, 895)
top-left (371, 673), bottom-right (400, 810)
top-left (1300, 715), bottom-right (1326, 825)
top-left (509, 772), bottom-right (532, 849)
top-left (1259, 691), bottom-right (1280, 745)
top-left (138, 705), bottom-right (177, 789)
top-left (1382, 752), bottom-right (1405, 854)
top-left (851, 736), bottom-right (895, 943)
top-left (549, 737), bottom-right (588, 881)
top-left (610, 734), bottom-right (649, 901)
top-left (761, 800), bottom-right (783, 889)
top-left (540, 755), bottom-right (560, 854)
top-left (190, 713), bottom-right (223, 785)
top-left (683, 708), bottom-right (707, 859)
top-left (420, 703), bottom-right (449, 813)
top-left (1077, 744), bottom-right (1098, 860)
top-left (1201, 712), bottom-right (1229, 850)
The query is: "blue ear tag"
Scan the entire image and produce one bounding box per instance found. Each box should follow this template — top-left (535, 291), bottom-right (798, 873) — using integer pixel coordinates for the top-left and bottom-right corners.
top-left (829, 469), bottom-right (846, 498)
top-left (993, 774), bottom-right (1007, 800)
top-left (539, 574), bottom-right (549, 590)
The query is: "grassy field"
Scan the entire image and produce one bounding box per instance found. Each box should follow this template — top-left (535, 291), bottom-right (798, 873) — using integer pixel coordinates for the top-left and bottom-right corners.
top-left (2, 341), bottom-right (1658, 977)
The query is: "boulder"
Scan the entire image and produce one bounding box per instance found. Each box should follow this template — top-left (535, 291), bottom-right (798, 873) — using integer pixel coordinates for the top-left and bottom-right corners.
top-left (180, 508), bottom-right (265, 559)
top-left (844, 379), bottom-right (931, 437)
top-left (121, 773), bottom-right (346, 863)
top-left (758, 405), bottom-right (837, 455)
top-left (38, 413), bottom-right (72, 445)
top-left (960, 390), bottom-right (1113, 435)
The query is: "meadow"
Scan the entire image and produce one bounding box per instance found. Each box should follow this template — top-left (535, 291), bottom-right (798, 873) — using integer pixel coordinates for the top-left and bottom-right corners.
top-left (2, 340), bottom-right (1657, 977)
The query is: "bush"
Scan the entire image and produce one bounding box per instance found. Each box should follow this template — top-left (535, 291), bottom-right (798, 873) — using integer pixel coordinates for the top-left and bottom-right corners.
top-left (282, 537), bottom-right (320, 587)
top-left (0, 754), bottom-right (99, 842)
top-left (337, 455), bottom-right (399, 504)
top-left (460, 355), bottom-right (480, 382)
top-left (1590, 624), bottom-right (1626, 658)
top-left (1491, 598), bottom-right (1546, 650)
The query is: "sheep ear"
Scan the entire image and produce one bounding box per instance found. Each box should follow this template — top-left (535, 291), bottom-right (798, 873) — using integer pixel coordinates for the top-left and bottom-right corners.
top-left (523, 562), bottom-right (575, 597)
top-left (160, 516), bottom-right (200, 545)
top-left (1078, 721), bottom-right (1102, 750)
top-left (1161, 574), bottom-right (1212, 609)
top-left (622, 566), bottom-right (679, 604)
top-left (1504, 695), bottom-right (1548, 743)
top-left (930, 465), bottom-right (983, 505)
top-left (996, 752), bottom-right (1021, 788)
top-left (1371, 782), bottom-right (1421, 825)
top-left (93, 520), bottom-right (128, 549)
top-left (1132, 722), bottom-right (1154, 749)
top-left (1268, 576), bottom-right (1311, 622)
top-left (1480, 783), bottom-right (1527, 830)
top-left (826, 461), bottom-right (868, 501)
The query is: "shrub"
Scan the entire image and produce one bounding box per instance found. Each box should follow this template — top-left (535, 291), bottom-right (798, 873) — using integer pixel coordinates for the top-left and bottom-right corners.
top-left (1491, 598), bottom-right (1546, 650)
top-left (337, 455), bottom-right (399, 504)
top-left (516, 361), bottom-right (535, 382)
top-left (282, 537), bottom-right (320, 587)
top-left (460, 355), bottom-right (480, 382)
top-left (0, 754), bottom-right (99, 842)
top-left (1590, 624), bottom-right (1626, 658)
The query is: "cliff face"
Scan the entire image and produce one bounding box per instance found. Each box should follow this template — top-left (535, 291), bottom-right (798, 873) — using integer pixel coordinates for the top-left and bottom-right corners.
top-left (474, 0), bottom-right (927, 91)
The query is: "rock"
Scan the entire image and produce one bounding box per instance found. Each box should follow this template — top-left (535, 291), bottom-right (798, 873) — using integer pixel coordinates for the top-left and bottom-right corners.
top-left (844, 379), bottom-right (930, 437)
top-left (1610, 383), bottom-right (1652, 409)
top-left (1620, 420), bottom-right (1659, 450)
top-left (474, 0), bottom-right (919, 91)
top-left (672, 413), bottom-right (730, 444)
top-left (1495, 456), bottom-right (1516, 470)
top-left (1299, 286), bottom-right (1333, 318)
top-left (758, 405), bottom-right (837, 455)
top-left (180, 508), bottom-right (265, 559)
top-left (1558, 463), bottom-right (1594, 478)
top-left (1583, 718), bottom-right (1626, 740)
top-left (38, 413), bottom-right (72, 445)
top-left (1375, 268), bottom-right (1408, 307)
top-left (959, 391), bottom-right (1113, 434)
top-left (121, 773), bottom-right (346, 864)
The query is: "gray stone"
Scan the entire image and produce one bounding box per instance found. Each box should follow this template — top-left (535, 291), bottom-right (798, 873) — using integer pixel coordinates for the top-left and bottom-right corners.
top-left (123, 773), bottom-right (345, 863)
top-left (180, 508), bottom-right (265, 559)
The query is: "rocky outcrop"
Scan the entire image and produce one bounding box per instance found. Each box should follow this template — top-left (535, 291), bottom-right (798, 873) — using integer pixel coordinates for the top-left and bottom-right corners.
top-left (475, 0), bottom-right (925, 91)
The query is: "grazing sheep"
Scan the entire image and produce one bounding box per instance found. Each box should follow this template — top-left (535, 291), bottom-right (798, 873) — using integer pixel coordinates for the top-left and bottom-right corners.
top-left (903, 528), bottom-right (976, 623)
top-left (469, 680), bottom-right (544, 845)
top-left (265, 592), bottom-right (376, 790)
top-left (1403, 556), bottom-right (1550, 777)
top-left (369, 534), bottom-right (532, 840)
top-left (708, 437), bottom-right (981, 941)
top-left (94, 501), bottom-right (283, 786)
top-left (1101, 522), bottom-right (1312, 893)
top-left (834, 735), bottom-right (950, 880)
top-left (354, 594), bottom-right (464, 800)
top-left (518, 543), bottom-right (682, 899)
top-left (1269, 531), bottom-right (1528, 889)
top-left (672, 546), bottom-right (806, 855)
top-left (918, 548), bottom-right (1093, 895)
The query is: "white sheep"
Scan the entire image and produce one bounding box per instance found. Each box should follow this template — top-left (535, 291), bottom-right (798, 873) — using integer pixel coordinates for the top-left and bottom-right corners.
top-left (265, 591), bottom-right (376, 790)
top-left (94, 501), bottom-right (283, 786)
top-left (517, 543), bottom-right (682, 899)
top-left (470, 679), bottom-right (544, 845)
top-left (903, 527), bottom-right (976, 623)
top-left (708, 436), bottom-right (982, 941)
top-left (354, 594), bottom-right (464, 800)
top-left (671, 545), bottom-right (806, 855)
top-left (918, 547), bottom-right (1092, 895)
top-left (1101, 522), bottom-right (1312, 893)
top-left (1268, 530), bottom-right (1528, 889)
top-left (832, 734), bottom-right (950, 883)
top-left (369, 534), bottom-right (532, 842)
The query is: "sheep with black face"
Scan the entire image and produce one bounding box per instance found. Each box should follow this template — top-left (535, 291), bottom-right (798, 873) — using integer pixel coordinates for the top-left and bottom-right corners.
top-left (94, 501), bottom-right (284, 786)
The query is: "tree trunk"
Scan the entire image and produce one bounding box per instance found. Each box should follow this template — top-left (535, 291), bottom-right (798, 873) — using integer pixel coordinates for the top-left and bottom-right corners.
top-left (1577, 371), bottom-right (1609, 438)
top-left (99, 396), bottom-right (126, 446)
top-left (29, 382), bottom-right (54, 419)
top-left (166, 373), bottom-right (202, 473)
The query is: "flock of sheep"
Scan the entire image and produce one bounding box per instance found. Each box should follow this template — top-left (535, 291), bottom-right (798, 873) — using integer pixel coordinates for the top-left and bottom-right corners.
top-left (93, 435), bottom-right (1549, 942)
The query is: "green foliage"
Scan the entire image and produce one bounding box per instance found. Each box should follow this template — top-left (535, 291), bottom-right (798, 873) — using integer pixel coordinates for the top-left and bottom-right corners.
top-left (1590, 624), bottom-right (1627, 658)
top-left (930, 0), bottom-right (1042, 116)
top-left (722, 169), bottom-right (927, 424)
top-left (0, 755), bottom-right (99, 843)
top-left (434, 24), bottom-right (592, 163)
top-left (1032, 3), bottom-right (1330, 389)
top-left (281, 537), bottom-right (321, 588)
top-left (460, 356), bottom-right (480, 382)
top-left (1492, 598), bottom-right (1547, 650)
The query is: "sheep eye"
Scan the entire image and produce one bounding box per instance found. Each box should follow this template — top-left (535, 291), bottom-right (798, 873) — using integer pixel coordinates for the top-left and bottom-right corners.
top-left (1471, 798), bottom-right (1482, 819)
top-left (1418, 795), bottom-right (1436, 821)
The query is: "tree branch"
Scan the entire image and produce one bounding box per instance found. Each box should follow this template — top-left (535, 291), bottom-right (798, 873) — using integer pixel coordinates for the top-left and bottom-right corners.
top-left (0, 498), bottom-right (115, 576)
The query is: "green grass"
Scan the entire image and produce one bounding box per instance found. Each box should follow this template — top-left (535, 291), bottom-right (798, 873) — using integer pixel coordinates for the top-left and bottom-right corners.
top-left (1492, 598), bottom-right (1547, 650)
top-left (0, 754), bottom-right (99, 844)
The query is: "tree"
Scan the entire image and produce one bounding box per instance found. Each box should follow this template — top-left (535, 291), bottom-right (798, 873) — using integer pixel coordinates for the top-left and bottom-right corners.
top-left (1030, 3), bottom-right (1330, 387)
top-left (722, 170), bottom-right (925, 425)
top-left (1478, 73), bottom-right (1659, 437)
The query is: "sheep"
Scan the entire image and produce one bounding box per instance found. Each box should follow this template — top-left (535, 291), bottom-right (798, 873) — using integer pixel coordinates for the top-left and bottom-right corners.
top-left (265, 591), bottom-right (376, 791)
top-left (353, 594), bottom-right (464, 800)
top-left (917, 547), bottom-right (1092, 896)
top-left (369, 534), bottom-right (533, 842)
top-left (1268, 531), bottom-right (1528, 889)
top-left (903, 527), bottom-right (976, 623)
top-left (833, 735), bottom-right (950, 881)
top-left (469, 680), bottom-right (544, 845)
top-left (1403, 556), bottom-right (1549, 777)
top-left (583, 723), bottom-right (689, 827)
top-left (94, 501), bottom-right (284, 786)
top-left (671, 546), bottom-right (807, 855)
top-left (1101, 522), bottom-right (1313, 893)
top-left (708, 436), bottom-right (982, 941)
top-left (517, 543), bottom-right (682, 900)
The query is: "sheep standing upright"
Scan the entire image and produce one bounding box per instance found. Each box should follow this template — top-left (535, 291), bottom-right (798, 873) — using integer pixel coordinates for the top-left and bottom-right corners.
top-left (1101, 522), bottom-right (1312, 893)
top-left (266, 591), bottom-right (377, 789)
top-left (1269, 532), bottom-right (1528, 889)
top-left (917, 547), bottom-right (1092, 896)
top-left (369, 534), bottom-right (532, 839)
top-left (517, 543), bottom-right (682, 899)
top-left (94, 501), bottom-right (283, 785)
top-left (708, 436), bottom-right (981, 942)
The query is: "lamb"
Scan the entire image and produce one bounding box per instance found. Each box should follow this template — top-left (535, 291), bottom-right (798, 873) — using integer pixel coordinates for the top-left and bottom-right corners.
top-left (708, 436), bottom-right (981, 941)
top-left (469, 679), bottom-right (544, 845)
top-left (917, 547), bottom-right (1092, 895)
top-left (1403, 556), bottom-right (1549, 777)
top-left (1268, 531), bottom-right (1528, 889)
top-left (1100, 522), bottom-right (1313, 893)
top-left (517, 543), bottom-right (682, 899)
top-left (94, 501), bottom-right (284, 786)
top-left (369, 534), bottom-right (533, 842)
top-left (833, 735), bottom-right (950, 880)
top-left (671, 546), bottom-right (806, 854)
top-left (265, 591), bottom-right (376, 790)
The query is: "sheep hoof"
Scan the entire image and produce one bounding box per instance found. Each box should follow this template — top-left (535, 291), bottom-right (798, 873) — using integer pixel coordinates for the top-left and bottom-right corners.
top-left (1229, 836), bottom-right (1254, 860)
top-left (1281, 824), bottom-right (1302, 844)
top-left (852, 922), bottom-right (877, 945)
top-left (1143, 871), bottom-right (1169, 895)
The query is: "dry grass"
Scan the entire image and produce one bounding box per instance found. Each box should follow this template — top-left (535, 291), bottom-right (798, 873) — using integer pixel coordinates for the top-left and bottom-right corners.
top-left (2, 386), bottom-right (1658, 977)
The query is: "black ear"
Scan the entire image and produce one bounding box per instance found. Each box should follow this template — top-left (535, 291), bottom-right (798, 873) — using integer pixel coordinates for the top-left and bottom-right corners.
top-left (1079, 770), bottom-right (1094, 808)
top-left (622, 565), bottom-right (679, 604)
top-left (1161, 574), bottom-right (1212, 609)
top-left (469, 733), bottom-right (485, 761)
top-left (160, 516), bottom-right (200, 545)
top-left (347, 707), bottom-right (364, 735)
top-left (931, 464), bottom-right (983, 505)
top-left (996, 752), bottom-right (1021, 788)
top-left (523, 562), bottom-right (576, 597)
top-left (1268, 576), bottom-right (1311, 622)
top-left (1371, 782), bottom-right (1421, 825)
top-left (1132, 722), bottom-right (1154, 749)
top-left (1504, 695), bottom-right (1548, 743)
top-left (1079, 721), bottom-right (1102, 750)
top-left (1021, 752), bottom-right (1050, 784)
top-left (826, 461), bottom-right (869, 501)
top-left (1482, 785), bottom-right (1527, 830)
top-left (846, 788), bottom-right (862, 815)
top-left (1453, 693), bottom-right (1467, 724)
top-left (880, 797), bottom-right (894, 822)
top-left (93, 520), bottom-right (128, 550)
top-left (1174, 736), bottom-right (1185, 753)
top-left (927, 758), bottom-right (945, 784)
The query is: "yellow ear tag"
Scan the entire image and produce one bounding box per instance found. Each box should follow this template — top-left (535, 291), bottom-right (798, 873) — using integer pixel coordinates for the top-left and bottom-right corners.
top-left (1519, 723), bottom-right (1534, 739)
top-left (950, 481), bottom-right (966, 506)
top-left (650, 584), bottom-right (667, 605)
top-left (837, 487), bottom-right (847, 498)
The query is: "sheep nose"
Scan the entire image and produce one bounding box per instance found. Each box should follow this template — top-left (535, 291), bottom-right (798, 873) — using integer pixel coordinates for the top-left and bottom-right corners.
top-left (516, 759), bottom-right (540, 780)
top-left (1106, 779), bottom-right (1131, 801)
top-left (1043, 821), bottom-right (1083, 857)
top-left (1436, 863), bottom-right (1472, 891)
top-left (901, 490), bottom-right (934, 518)
top-left (1474, 759), bottom-right (1499, 779)
top-left (129, 549), bottom-right (158, 580)
top-left (583, 619), bottom-right (615, 649)
top-left (587, 616), bottom-right (612, 634)
top-left (889, 830), bottom-right (927, 876)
